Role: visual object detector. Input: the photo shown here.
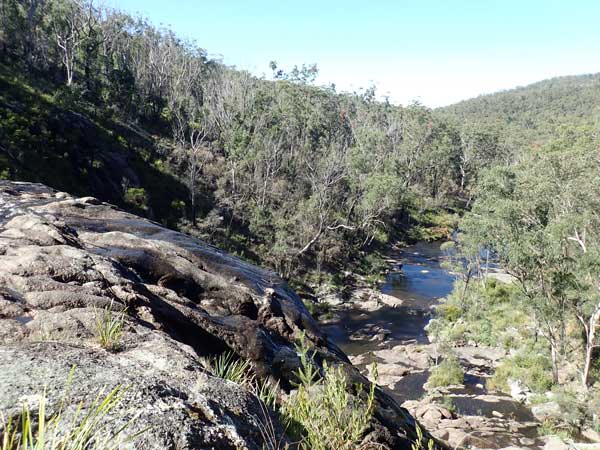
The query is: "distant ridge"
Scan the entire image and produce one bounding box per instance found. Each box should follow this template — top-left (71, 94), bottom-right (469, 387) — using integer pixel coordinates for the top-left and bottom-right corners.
top-left (438, 72), bottom-right (600, 144)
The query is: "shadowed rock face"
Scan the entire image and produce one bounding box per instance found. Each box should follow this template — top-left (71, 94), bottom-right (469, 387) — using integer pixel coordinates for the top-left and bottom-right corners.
top-left (0, 181), bottom-right (435, 449)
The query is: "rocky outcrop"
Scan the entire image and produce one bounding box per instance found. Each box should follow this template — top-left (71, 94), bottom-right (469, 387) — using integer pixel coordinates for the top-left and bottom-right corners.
top-left (0, 181), bottom-right (436, 449)
top-left (355, 342), bottom-right (543, 449)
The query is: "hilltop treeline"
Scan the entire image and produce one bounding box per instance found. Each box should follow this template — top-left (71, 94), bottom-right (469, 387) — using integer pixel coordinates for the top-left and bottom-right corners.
top-left (1, 0), bottom-right (508, 276)
top-left (439, 73), bottom-right (600, 149)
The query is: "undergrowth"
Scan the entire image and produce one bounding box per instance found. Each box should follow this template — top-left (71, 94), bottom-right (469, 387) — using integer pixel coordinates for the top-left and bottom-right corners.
top-left (427, 356), bottom-right (464, 388)
top-left (282, 335), bottom-right (377, 450)
top-left (0, 369), bottom-right (140, 450)
top-left (207, 333), bottom-right (380, 450)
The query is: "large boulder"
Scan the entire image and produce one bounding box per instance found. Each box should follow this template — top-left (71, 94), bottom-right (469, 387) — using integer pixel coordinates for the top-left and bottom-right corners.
top-left (0, 181), bottom-right (439, 449)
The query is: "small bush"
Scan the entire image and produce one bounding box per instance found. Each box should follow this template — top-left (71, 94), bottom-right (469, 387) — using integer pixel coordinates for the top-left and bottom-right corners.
top-left (281, 335), bottom-right (376, 450)
top-left (123, 187), bottom-right (148, 211)
top-left (436, 304), bottom-right (462, 323)
top-left (302, 299), bottom-right (332, 320)
top-left (434, 395), bottom-right (456, 414)
top-left (482, 279), bottom-right (512, 303)
top-left (487, 348), bottom-right (554, 393)
top-left (431, 279), bottom-right (530, 349)
top-left (428, 356), bottom-right (464, 388)
top-left (95, 302), bottom-right (126, 352)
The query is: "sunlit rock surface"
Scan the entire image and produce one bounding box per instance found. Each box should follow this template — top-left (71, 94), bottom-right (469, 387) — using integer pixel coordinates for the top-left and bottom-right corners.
top-left (0, 181), bottom-right (436, 450)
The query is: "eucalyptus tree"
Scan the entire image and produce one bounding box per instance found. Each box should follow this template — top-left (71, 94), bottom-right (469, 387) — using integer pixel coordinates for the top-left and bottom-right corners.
top-left (461, 127), bottom-right (600, 386)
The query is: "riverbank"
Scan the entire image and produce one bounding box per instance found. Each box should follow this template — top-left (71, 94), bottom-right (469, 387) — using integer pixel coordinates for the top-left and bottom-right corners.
top-left (316, 241), bottom-right (593, 450)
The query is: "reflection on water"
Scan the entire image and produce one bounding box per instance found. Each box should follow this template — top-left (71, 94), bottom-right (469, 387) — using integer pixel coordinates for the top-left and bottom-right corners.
top-left (321, 241), bottom-right (456, 356)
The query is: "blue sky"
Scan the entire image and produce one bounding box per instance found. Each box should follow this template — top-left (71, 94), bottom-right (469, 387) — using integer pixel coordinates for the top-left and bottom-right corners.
top-left (110, 0), bottom-right (600, 107)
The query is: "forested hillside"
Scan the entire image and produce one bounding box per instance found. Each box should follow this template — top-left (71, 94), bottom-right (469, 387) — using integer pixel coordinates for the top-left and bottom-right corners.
top-left (0, 0), bottom-right (509, 281)
top-left (2, 0), bottom-right (600, 446)
top-left (439, 73), bottom-right (600, 147)
top-left (432, 80), bottom-right (600, 437)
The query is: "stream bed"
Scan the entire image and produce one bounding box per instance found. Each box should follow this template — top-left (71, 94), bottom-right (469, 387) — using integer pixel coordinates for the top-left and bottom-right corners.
top-left (321, 241), bottom-right (454, 355)
top-left (319, 241), bottom-right (542, 448)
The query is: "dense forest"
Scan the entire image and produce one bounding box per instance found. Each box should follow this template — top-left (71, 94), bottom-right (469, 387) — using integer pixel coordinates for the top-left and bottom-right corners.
top-left (2, 0), bottom-right (600, 442)
top-left (0, 0), bottom-right (510, 282)
top-left (439, 73), bottom-right (600, 150)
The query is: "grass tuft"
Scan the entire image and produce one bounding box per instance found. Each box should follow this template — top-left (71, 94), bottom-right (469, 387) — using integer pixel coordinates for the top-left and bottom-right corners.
top-left (208, 351), bottom-right (255, 387)
top-left (95, 302), bottom-right (127, 352)
top-left (1, 369), bottom-right (141, 450)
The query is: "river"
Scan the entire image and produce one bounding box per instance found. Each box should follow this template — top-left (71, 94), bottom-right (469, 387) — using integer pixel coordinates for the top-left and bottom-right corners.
top-left (321, 241), bottom-right (454, 356)
top-left (320, 241), bottom-right (542, 448)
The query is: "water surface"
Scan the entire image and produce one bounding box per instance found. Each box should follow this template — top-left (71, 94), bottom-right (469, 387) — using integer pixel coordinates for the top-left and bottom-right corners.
top-left (321, 241), bottom-right (455, 355)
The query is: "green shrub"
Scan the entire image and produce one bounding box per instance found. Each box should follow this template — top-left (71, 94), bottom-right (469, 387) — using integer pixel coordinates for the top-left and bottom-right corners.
top-left (123, 187), bottom-right (148, 211)
top-left (281, 335), bottom-right (376, 450)
top-left (95, 302), bottom-right (126, 352)
top-left (206, 338), bottom-right (379, 449)
top-left (431, 279), bottom-right (530, 349)
top-left (170, 199), bottom-right (186, 212)
top-left (482, 279), bottom-right (512, 303)
top-left (363, 252), bottom-right (387, 276)
top-left (436, 304), bottom-right (462, 323)
top-left (487, 348), bottom-right (554, 393)
top-left (538, 420), bottom-right (572, 440)
top-left (434, 396), bottom-right (456, 414)
top-left (302, 299), bottom-right (333, 320)
top-left (428, 356), bottom-right (464, 388)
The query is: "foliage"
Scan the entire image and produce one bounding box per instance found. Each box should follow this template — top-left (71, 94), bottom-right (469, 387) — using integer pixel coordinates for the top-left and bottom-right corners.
top-left (251, 378), bottom-right (280, 410)
top-left (123, 187), bottom-right (149, 212)
top-left (429, 279), bottom-right (530, 348)
top-left (439, 74), bottom-right (600, 149)
top-left (411, 423), bottom-right (434, 450)
top-left (94, 302), bottom-right (126, 352)
top-left (427, 356), bottom-right (464, 388)
top-left (281, 335), bottom-right (376, 450)
top-left (459, 128), bottom-right (600, 387)
top-left (487, 346), bottom-right (554, 393)
top-left (0, 0), bottom-right (509, 281)
top-left (207, 351), bottom-right (281, 410)
top-left (437, 396), bottom-right (456, 414)
top-left (301, 299), bottom-right (333, 320)
top-left (208, 351), bottom-right (255, 387)
top-left (0, 371), bottom-right (139, 450)
top-left (205, 340), bottom-right (379, 449)
top-left (535, 386), bottom-right (590, 438)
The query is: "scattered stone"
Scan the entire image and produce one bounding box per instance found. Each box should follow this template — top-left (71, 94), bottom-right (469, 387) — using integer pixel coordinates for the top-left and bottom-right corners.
top-left (319, 292), bottom-right (345, 306)
top-left (543, 436), bottom-right (570, 450)
top-left (532, 401), bottom-right (561, 422)
top-left (509, 378), bottom-right (534, 404)
top-left (519, 437), bottom-right (536, 446)
top-left (349, 287), bottom-right (404, 311)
